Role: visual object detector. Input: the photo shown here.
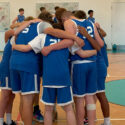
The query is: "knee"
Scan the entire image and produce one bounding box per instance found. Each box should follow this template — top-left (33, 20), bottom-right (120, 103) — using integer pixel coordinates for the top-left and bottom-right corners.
top-left (86, 104), bottom-right (96, 111)
top-left (45, 105), bottom-right (54, 113)
top-left (63, 104), bottom-right (73, 113)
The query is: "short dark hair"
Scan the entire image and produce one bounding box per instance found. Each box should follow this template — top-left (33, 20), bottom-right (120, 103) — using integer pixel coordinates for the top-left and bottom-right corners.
top-left (55, 8), bottom-right (67, 23)
top-left (40, 7), bottom-right (45, 12)
top-left (19, 8), bottom-right (24, 12)
top-left (74, 10), bottom-right (87, 19)
top-left (38, 11), bottom-right (54, 25)
top-left (88, 10), bottom-right (94, 14)
top-left (55, 6), bottom-right (60, 11)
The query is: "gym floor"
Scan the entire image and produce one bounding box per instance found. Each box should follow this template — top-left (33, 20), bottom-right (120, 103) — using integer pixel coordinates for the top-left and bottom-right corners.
top-left (0, 52), bottom-right (125, 125)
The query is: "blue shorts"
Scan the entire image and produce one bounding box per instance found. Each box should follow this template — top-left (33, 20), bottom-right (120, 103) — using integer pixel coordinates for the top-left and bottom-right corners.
top-left (72, 61), bottom-right (97, 97)
top-left (41, 86), bottom-right (73, 106)
top-left (0, 74), bottom-right (11, 90)
top-left (96, 77), bottom-right (106, 93)
top-left (10, 70), bottom-right (40, 95)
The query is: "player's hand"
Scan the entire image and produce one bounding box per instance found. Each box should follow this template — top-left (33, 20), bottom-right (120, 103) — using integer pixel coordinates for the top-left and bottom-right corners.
top-left (95, 22), bottom-right (100, 29)
top-left (78, 26), bottom-right (90, 38)
top-left (93, 50), bottom-right (97, 55)
top-left (41, 46), bottom-right (52, 56)
top-left (29, 19), bottom-right (42, 24)
top-left (12, 44), bottom-right (16, 50)
top-left (74, 36), bottom-right (85, 47)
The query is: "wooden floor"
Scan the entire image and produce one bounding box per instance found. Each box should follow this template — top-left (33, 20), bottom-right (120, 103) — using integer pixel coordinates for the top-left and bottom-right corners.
top-left (0, 53), bottom-right (125, 125)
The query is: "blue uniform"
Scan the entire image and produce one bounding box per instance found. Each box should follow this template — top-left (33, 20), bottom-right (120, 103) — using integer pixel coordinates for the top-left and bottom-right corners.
top-left (0, 39), bottom-right (12, 90)
top-left (88, 17), bottom-right (95, 23)
top-left (96, 40), bottom-right (109, 93)
top-left (71, 19), bottom-right (97, 97)
top-left (40, 34), bottom-right (73, 106)
top-left (53, 17), bottom-right (58, 23)
top-left (10, 23), bottom-right (41, 95)
top-left (17, 15), bottom-right (25, 22)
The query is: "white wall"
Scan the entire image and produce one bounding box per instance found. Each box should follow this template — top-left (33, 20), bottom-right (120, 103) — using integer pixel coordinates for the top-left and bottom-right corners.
top-left (0, 0), bottom-right (114, 50)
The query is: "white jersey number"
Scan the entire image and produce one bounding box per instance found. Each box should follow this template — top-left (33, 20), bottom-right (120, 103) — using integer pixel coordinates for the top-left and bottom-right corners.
top-left (83, 26), bottom-right (94, 39)
top-left (22, 25), bottom-right (31, 34)
top-left (50, 39), bottom-right (61, 45)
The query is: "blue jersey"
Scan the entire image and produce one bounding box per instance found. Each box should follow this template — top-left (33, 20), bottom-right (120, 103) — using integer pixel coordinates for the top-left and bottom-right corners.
top-left (0, 39), bottom-right (12, 76)
top-left (17, 15), bottom-right (25, 22)
top-left (100, 40), bottom-right (109, 67)
top-left (42, 34), bottom-right (71, 87)
top-left (88, 17), bottom-right (95, 23)
top-left (71, 19), bottom-right (96, 61)
top-left (53, 17), bottom-right (58, 23)
top-left (10, 22), bottom-right (42, 74)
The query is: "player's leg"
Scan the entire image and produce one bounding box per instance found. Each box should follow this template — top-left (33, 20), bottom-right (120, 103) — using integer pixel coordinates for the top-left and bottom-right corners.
top-left (63, 104), bottom-right (76, 125)
top-left (44, 105), bottom-right (54, 125)
top-left (72, 63), bottom-right (87, 125)
top-left (85, 62), bottom-right (97, 125)
top-left (96, 77), bottom-right (111, 125)
top-left (57, 86), bottom-right (76, 125)
top-left (20, 71), bottom-right (40, 125)
top-left (75, 97), bottom-right (85, 125)
top-left (85, 95), bottom-right (96, 125)
top-left (0, 90), bottom-right (12, 125)
top-left (5, 93), bottom-right (15, 125)
top-left (96, 92), bottom-right (111, 125)
top-left (41, 87), bottom-right (56, 125)
top-left (21, 94), bottom-right (35, 125)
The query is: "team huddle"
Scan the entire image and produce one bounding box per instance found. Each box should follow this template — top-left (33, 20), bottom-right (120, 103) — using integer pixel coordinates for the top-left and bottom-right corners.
top-left (0, 6), bottom-right (111, 125)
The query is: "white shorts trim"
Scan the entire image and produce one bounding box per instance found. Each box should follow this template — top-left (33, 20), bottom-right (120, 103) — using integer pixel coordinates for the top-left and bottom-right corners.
top-left (21, 91), bottom-right (39, 95)
top-left (40, 99), bottom-right (55, 106)
top-left (43, 86), bottom-right (66, 88)
top-left (12, 91), bottom-right (21, 94)
top-left (73, 91), bottom-right (97, 97)
top-left (96, 90), bottom-right (105, 94)
top-left (58, 100), bottom-right (74, 106)
top-left (72, 60), bottom-right (94, 64)
top-left (0, 87), bottom-right (12, 90)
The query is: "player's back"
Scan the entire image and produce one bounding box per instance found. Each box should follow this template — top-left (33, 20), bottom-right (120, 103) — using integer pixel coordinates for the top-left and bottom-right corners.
top-left (71, 19), bottom-right (96, 61)
top-left (10, 22), bottom-right (41, 74)
top-left (0, 39), bottom-right (12, 75)
top-left (42, 34), bottom-right (71, 87)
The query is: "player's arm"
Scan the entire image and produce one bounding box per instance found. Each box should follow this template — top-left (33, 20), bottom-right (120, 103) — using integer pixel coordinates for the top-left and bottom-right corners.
top-left (5, 30), bottom-right (14, 43)
top-left (41, 39), bottom-right (74, 56)
top-left (12, 44), bottom-right (32, 52)
top-left (10, 22), bottom-right (21, 29)
top-left (78, 26), bottom-right (101, 51)
top-left (12, 17), bottom-right (18, 24)
top-left (44, 27), bottom-right (84, 47)
top-left (94, 25), bottom-right (104, 47)
top-left (95, 22), bottom-right (106, 37)
top-left (75, 49), bottom-right (97, 58)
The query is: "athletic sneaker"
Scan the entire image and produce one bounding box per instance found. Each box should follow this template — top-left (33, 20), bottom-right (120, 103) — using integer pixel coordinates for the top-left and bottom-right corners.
top-left (4, 121), bottom-right (16, 125)
top-left (10, 121), bottom-right (16, 125)
top-left (33, 105), bottom-right (44, 123)
top-left (100, 123), bottom-right (112, 125)
top-left (84, 118), bottom-right (88, 125)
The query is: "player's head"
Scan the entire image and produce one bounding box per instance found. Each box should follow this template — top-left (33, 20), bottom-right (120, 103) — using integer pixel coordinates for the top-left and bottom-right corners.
top-left (88, 10), bottom-right (94, 17)
top-left (52, 23), bottom-right (64, 30)
top-left (54, 6), bottom-right (60, 11)
top-left (19, 8), bottom-right (24, 15)
top-left (72, 10), bottom-right (77, 14)
top-left (40, 7), bottom-right (46, 13)
top-left (55, 8), bottom-right (67, 23)
top-left (24, 16), bottom-right (34, 21)
top-left (38, 11), bottom-right (54, 25)
top-left (61, 11), bottom-right (73, 23)
top-left (74, 10), bottom-right (87, 19)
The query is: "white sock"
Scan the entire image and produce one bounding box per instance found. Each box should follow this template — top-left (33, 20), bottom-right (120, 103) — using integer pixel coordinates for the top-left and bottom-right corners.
top-left (6, 113), bottom-right (12, 125)
top-left (104, 117), bottom-right (111, 125)
top-left (0, 118), bottom-right (4, 125)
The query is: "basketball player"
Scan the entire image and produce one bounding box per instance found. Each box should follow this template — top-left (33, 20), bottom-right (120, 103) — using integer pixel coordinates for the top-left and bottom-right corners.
top-left (61, 10), bottom-right (104, 125)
